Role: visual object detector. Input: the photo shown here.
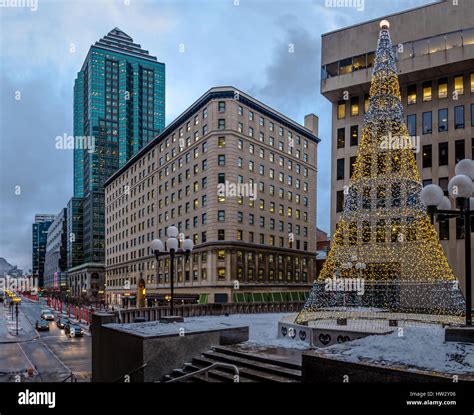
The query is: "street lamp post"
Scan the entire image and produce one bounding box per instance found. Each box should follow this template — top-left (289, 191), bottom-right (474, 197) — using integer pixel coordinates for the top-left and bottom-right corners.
top-left (420, 159), bottom-right (474, 326)
top-left (150, 226), bottom-right (194, 316)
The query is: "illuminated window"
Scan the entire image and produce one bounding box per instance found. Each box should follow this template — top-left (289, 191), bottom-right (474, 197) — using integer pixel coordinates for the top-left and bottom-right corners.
top-left (471, 73), bottom-right (474, 93)
top-left (350, 125), bottom-right (358, 146)
top-left (337, 101), bottom-right (346, 119)
top-left (438, 78), bottom-right (448, 99)
top-left (407, 84), bottom-right (417, 105)
top-left (217, 250), bottom-right (225, 260)
top-left (454, 75), bottom-right (464, 95)
top-left (422, 82), bottom-right (432, 102)
top-left (217, 267), bottom-right (226, 280)
top-left (218, 136), bottom-right (225, 148)
top-left (350, 97), bottom-right (359, 116)
top-left (364, 94), bottom-right (369, 113)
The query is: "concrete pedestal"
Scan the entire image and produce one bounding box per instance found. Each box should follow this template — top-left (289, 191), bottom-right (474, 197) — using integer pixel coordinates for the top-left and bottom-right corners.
top-left (445, 326), bottom-right (474, 343)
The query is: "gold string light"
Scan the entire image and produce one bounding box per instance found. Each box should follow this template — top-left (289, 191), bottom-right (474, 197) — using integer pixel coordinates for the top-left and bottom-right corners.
top-left (296, 23), bottom-right (465, 325)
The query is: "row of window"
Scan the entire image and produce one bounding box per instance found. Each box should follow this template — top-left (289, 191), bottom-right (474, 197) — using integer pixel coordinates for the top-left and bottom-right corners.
top-left (336, 75), bottom-right (474, 120)
top-left (407, 104), bottom-right (474, 135)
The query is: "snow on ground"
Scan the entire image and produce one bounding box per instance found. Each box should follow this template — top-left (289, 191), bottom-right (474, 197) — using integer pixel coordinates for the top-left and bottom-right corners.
top-left (321, 326), bottom-right (474, 375)
top-left (108, 312), bottom-right (310, 350)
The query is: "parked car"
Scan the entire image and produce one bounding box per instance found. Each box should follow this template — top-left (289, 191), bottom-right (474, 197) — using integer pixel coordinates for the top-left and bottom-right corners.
top-left (41, 309), bottom-right (55, 321)
top-left (65, 323), bottom-right (83, 338)
top-left (35, 320), bottom-right (49, 331)
top-left (133, 317), bottom-right (147, 323)
top-left (56, 316), bottom-right (70, 329)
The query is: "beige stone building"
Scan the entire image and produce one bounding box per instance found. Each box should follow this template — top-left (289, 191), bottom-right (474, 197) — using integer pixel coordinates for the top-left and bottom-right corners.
top-left (104, 87), bottom-right (320, 307)
top-left (321, 0), bottom-right (474, 298)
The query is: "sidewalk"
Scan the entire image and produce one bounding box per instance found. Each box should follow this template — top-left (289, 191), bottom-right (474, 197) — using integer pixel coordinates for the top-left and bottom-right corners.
top-left (0, 303), bottom-right (37, 343)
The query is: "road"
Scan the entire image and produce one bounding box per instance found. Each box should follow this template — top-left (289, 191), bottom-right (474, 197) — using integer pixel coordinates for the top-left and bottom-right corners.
top-left (0, 297), bottom-right (91, 382)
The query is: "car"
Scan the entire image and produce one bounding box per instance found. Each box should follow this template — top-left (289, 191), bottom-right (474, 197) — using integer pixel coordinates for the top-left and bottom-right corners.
top-left (41, 309), bottom-right (55, 321)
top-left (133, 317), bottom-right (147, 323)
top-left (35, 320), bottom-right (49, 331)
top-left (56, 316), bottom-right (70, 329)
top-left (65, 323), bottom-right (83, 338)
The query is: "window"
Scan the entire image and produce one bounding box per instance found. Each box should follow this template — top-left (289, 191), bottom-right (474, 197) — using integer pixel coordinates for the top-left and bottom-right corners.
top-left (217, 267), bottom-right (226, 280)
top-left (337, 128), bottom-right (345, 148)
top-left (455, 140), bottom-right (465, 163)
top-left (350, 156), bottom-right (356, 178)
top-left (407, 114), bottom-right (416, 136)
top-left (248, 111), bottom-right (254, 121)
top-left (438, 142), bottom-right (448, 166)
top-left (438, 108), bottom-right (448, 132)
top-left (364, 94), bottom-right (369, 113)
top-left (336, 191), bottom-right (344, 213)
top-left (336, 159), bottom-right (345, 180)
top-left (407, 84), bottom-right (417, 105)
top-left (218, 119), bottom-right (225, 130)
top-left (422, 81), bottom-right (432, 102)
top-left (218, 154), bottom-right (225, 166)
top-left (472, 104), bottom-right (474, 127)
top-left (438, 78), bottom-right (448, 99)
top-left (454, 75), bottom-right (464, 95)
top-left (218, 136), bottom-right (225, 148)
top-left (454, 105), bottom-right (464, 129)
top-left (238, 105), bottom-right (243, 116)
top-left (439, 220), bottom-right (449, 240)
top-left (218, 173), bottom-right (225, 184)
top-left (337, 101), bottom-right (346, 119)
top-left (218, 229), bottom-right (225, 240)
top-left (471, 73), bottom-right (474, 93)
top-left (422, 145), bottom-right (432, 168)
top-left (218, 210), bottom-right (225, 222)
top-left (439, 177), bottom-right (449, 196)
top-left (350, 97), bottom-right (359, 116)
top-left (218, 101), bottom-right (226, 112)
top-left (350, 125), bottom-right (358, 146)
top-left (422, 112), bottom-right (432, 134)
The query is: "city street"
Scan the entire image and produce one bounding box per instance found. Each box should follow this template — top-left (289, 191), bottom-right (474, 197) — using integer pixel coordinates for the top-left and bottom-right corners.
top-left (0, 297), bottom-right (91, 382)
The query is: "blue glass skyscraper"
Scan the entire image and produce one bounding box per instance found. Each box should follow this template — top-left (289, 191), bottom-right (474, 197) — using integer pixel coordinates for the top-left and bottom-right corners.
top-left (69, 28), bottom-right (165, 286)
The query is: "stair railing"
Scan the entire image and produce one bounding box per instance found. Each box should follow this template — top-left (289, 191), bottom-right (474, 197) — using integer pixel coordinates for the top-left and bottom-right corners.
top-left (164, 362), bottom-right (240, 383)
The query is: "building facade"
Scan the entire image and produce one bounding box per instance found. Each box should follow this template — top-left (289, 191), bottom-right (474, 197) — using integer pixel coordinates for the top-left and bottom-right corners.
top-left (66, 197), bottom-right (83, 270)
top-left (105, 87), bottom-right (320, 307)
top-left (321, 0), bottom-right (474, 298)
top-left (69, 28), bottom-right (165, 300)
top-left (44, 208), bottom-right (68, 290)
top-left (32, 214), bottom-right (55, 288)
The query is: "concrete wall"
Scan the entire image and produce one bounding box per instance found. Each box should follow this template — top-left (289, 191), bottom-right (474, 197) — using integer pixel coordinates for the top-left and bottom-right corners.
top-left (301, 353), bottom-right (468, 383)
top-left (91, 312), bottom-right (249, 382)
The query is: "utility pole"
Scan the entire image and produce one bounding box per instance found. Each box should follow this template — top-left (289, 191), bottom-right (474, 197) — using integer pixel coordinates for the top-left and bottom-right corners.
top-left (15, 303), bottom-right (19, 336)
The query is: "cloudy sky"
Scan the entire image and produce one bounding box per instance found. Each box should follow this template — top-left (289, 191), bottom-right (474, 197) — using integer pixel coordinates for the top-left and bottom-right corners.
top-left (0, 0), bottom-right (431, 271)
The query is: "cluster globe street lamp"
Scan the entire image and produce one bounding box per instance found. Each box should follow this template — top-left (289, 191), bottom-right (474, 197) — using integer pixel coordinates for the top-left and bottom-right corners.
top-left (420, 158), bottom-right (474, 325)
top-left (150, 226), bottom-right (194, 316)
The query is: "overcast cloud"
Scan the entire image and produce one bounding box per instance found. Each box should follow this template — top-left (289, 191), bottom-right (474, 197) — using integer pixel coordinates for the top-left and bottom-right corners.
top-left (0, 0), bottom-right (431, 271)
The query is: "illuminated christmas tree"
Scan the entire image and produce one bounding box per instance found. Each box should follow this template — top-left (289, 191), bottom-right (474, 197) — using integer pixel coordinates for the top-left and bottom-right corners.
top-left (297, 21), bottom-right (465, 324)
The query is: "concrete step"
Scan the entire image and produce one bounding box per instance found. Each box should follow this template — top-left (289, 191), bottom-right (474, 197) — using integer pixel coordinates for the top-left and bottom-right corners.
top-left (200, 351), bottom-right (301, 381)
top-left (212, 346), bottom-right (302, 371)
top-left (193, 355), bottom-right (292, 383)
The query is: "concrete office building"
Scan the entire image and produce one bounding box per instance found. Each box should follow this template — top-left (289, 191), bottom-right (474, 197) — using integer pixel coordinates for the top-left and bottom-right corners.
top-left (321, 0), bottom-right (474, 298)
top-left (104, 87), bottom-right (320, 307)
top-left (44, 208), bottom-right (68, 290)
